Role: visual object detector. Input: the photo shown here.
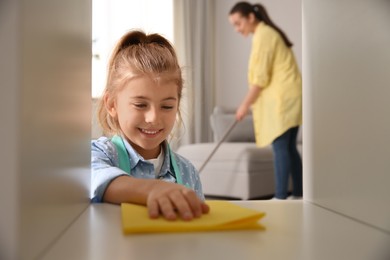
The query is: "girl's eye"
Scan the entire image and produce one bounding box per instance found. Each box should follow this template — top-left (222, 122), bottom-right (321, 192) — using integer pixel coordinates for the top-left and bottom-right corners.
top-left (133, 103), bottom-right (147, 109)
top-left (161, 105), bottom-right (174, 110)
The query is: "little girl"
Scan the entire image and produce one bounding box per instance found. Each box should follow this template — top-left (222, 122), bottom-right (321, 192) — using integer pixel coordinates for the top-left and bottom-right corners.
top-left (91, 30), bottom-right (209, 221)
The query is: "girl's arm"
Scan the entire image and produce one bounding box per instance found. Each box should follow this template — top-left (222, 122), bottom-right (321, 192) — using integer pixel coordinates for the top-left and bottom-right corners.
top-left (104, 176), bottom-right (209, 221)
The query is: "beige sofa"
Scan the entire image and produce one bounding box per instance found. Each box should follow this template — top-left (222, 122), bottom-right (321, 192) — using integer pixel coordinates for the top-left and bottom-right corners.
top-left (177, 107), bottom-right (279, 199)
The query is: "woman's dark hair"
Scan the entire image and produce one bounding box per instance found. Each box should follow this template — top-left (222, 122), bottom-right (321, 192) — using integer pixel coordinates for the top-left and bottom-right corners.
top-left (229, 2), bottom-right (293, 48)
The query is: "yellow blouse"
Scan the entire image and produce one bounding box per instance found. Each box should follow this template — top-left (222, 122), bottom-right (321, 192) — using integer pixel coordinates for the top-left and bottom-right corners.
top-left (248, 22), bottom-right (302, 147)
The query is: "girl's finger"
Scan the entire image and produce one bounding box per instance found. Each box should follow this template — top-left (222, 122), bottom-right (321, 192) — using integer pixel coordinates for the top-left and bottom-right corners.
top-left (181, 189), bottom-right (202, 218)
top-left (147, 199), bottom-right (160, 219)
top-left (201, 202), bottom-right (210, 214)
top-left (157, 196), bottom-right (177, 220)
top-left (169, 190), bottom-right (194, 221)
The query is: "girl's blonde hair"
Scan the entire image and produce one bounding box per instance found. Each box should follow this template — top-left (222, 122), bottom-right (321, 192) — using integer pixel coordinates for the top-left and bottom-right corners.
top-left (97, 30), bottom-right (183, 136)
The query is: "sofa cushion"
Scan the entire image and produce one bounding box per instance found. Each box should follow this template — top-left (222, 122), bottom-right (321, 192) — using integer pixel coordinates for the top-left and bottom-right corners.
top-left (177, 143), bottom-right (273, 173)
top-left (210, 106), bottom-right (256, 143)
top-left (177, 142), bottom-right (275, 199)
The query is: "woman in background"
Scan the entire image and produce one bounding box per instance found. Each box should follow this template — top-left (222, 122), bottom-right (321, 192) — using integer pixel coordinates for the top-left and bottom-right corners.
top-left (229, 2), bottom-right (302, 199)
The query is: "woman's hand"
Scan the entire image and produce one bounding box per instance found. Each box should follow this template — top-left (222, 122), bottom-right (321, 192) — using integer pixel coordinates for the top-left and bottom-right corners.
top-left (236, 104), bottom-right (250, 121)
top-left (146, 181), bottom-right (210, 221)
top-left (236, 85), bottom-right (262, 121)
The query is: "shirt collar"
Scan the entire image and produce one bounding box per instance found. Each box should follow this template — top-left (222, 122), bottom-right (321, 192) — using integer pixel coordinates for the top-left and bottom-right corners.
top-left (121, 138), bottom-right (174, 177)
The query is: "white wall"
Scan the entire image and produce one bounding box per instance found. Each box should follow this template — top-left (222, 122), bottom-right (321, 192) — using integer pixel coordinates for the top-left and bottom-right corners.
top-left (215, 0), bottom-right (302, 109)
top-left (303, 0), bottom-right (390, 232)
top-left (0, 1), bottom-right (92, 259)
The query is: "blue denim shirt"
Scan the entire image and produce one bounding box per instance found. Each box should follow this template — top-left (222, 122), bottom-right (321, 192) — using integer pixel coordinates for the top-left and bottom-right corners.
top-left (91, 136), bottom-right (205, 202)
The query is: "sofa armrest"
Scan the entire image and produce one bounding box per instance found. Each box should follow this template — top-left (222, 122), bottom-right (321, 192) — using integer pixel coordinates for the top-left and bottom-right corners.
top-left (210, 106), bottom-right (256, 143)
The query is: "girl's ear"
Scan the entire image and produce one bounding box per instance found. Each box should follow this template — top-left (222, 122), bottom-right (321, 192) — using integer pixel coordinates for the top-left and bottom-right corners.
top-left (104, 93), bottom-right (117, 118)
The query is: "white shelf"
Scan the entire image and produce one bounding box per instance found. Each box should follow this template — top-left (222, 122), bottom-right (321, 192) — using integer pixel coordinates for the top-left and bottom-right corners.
top-left (41, 201), bottom-right (390, 260)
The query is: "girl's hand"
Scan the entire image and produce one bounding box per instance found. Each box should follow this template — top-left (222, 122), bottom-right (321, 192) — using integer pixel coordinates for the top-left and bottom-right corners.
top-left (146, 182), bottom-right (210, 221)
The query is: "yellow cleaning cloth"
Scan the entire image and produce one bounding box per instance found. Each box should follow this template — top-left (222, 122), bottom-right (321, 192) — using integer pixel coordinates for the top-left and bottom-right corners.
top-left (121, 200), bottom-right (265, 234)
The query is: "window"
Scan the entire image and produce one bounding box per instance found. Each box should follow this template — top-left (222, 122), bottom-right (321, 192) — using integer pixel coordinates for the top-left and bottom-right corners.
top-left (92, 0), bottom-right (174, 97)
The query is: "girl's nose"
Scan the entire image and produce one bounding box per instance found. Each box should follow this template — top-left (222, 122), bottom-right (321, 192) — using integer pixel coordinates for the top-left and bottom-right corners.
top-left (145, 107), bottom-right (159, 124)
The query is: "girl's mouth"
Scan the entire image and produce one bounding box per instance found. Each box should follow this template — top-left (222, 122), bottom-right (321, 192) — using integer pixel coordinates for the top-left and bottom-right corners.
top-left (139, 128), bottom-right (162, 136)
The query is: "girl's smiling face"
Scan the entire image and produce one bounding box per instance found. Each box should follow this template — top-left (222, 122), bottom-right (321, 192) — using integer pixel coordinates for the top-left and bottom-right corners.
top-left (107, 76), bottom-right (179, 159)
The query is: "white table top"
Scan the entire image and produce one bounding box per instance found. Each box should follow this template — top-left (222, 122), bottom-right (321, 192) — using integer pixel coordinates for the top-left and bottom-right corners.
top-left (41, 200), bottom-right (390, 260)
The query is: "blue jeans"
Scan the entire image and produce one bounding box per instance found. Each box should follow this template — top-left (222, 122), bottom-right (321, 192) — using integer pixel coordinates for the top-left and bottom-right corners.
top-left (271, 126), bottom-right (303, 199)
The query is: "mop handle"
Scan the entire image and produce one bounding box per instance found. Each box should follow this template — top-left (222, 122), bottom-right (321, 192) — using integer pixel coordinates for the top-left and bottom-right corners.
top-left (198, 119), bottom-right (239, 173)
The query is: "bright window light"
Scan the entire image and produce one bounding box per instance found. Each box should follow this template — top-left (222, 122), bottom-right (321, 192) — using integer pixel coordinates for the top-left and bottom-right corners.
top-left (92, 0), bottom-right (174, 98)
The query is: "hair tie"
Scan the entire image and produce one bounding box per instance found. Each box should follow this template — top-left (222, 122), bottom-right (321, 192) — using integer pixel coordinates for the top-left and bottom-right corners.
top-left (253, 5), bottom-right (259, 12)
